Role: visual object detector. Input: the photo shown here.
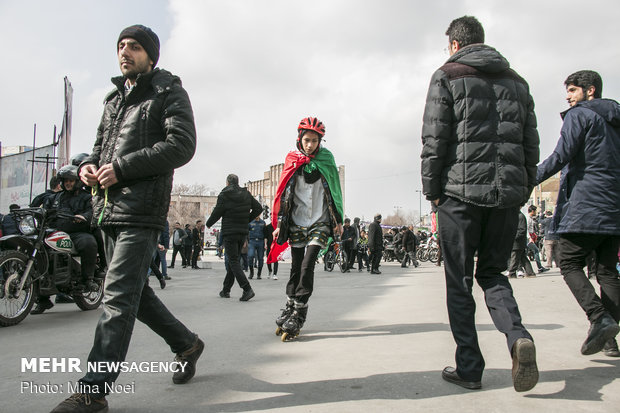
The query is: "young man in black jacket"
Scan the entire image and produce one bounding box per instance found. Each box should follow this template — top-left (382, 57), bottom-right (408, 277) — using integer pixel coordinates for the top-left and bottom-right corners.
top-left (206, 174), bottom-right (262, 301)
top-left (421, 16), bottom-right (539, 392)
top-left (52, 24), bottom-right (203, 413)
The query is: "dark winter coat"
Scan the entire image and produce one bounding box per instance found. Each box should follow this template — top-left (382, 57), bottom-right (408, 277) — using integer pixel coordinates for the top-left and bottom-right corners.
top-left (158, 221), bottom-right (170, 249)
top-left (80, 68), bottom-right (196, 230)
top-left (513, 212), bottom-right (528, 251)
top-left (421, 44), bottom-right (539, 207)
top-left (537, 98), bottom-right (620, 235)
top-left (341, 225), bottom-right (356, 248)
top-left (44, 188), bottom-right (93, 233)
top-left (367, 220), bottom-right (384, 251)
top-left (206, 184), bottom-right (262, 237)
top-left (401, 229), bottom-right (417, 251)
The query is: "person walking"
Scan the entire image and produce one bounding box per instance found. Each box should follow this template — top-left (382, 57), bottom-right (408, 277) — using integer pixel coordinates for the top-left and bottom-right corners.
top-left (206, 174), bottom-right (262, 301)
top-left (264, 221), bottom-right (279, 279)
top-left (367, 214), bottom-right (384, 274)
top-left (537, 70), bottom-right (620, 357)
top-left (183, 223), bottom-right (193, 268)
top-left (421, 16), bottom-right (540, 392)
top-left (269, 116), bottom-right (343, 339)
top-left (248, 216), bottom-right (266, 279)
top-left (51, 24), bottom-right (204, 412)
top-left (191, 220), bottom-right (204, 269)
top-left (169, 222), bottom-right (187, 268)
top-left (507, 212), bottom-right (537, 278)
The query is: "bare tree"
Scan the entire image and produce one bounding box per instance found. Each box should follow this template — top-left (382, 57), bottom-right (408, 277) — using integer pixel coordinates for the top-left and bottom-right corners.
top-left (172, 183), bottom-right (211, 196)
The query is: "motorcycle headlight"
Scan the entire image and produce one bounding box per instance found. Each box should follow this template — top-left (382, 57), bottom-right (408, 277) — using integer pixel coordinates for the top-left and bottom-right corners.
top-left (19, 215), bottom-right (37, 235)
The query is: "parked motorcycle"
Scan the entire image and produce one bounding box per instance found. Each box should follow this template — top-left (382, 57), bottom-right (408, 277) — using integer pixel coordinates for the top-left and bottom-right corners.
top-left (0, 207), bottom-right (105, 327)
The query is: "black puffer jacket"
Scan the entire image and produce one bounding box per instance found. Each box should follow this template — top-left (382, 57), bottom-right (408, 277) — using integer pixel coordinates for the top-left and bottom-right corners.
top-left (206, 184), bottom-right (262, 237)
top-left (80, 68), bottom-right (196, 230)
top-left (421, 44), bottom-right (539, 207)
top-left (44, 188), bottom-right (93, 233)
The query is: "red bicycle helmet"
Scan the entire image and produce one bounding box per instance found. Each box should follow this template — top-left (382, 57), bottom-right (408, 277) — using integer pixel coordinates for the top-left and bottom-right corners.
top-left (297, 116), bottom-right (326, 137)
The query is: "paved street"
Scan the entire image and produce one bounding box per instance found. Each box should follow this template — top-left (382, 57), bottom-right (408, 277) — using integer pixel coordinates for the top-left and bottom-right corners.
top-left (2, 255), bottom-right (619, 413)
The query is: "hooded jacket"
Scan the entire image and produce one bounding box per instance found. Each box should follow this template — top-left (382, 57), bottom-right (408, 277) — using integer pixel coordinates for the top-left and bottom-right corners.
top-left (81, 68), bottom-right (196, 230)
top-left (421, 44), bottom-right (539, 207)
top-left (206, 184), bottom-right (262, 237)
top-left (537, 98), bottom-right (620, 235)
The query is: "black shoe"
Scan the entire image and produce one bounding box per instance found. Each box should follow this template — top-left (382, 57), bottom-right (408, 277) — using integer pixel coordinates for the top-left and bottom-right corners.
top-left (50, 392), bottom-right (108, 412)
top-left (248, 275), bottom-right (253, 279)
top-left (31, 299), bottom-right (54, 315)
top-left (172, 337), bottom-right (204, 384)
top-left (257, 276), bottom-right (262, 279)
top-left (159, 278), bottom-right (166, 289)
top-left (240, 289), bottom-right (255, 301)
top-left (371, 270), bottom-right (382, 274)
top-left (164, 276), bottom-right (172, 280)
top-left (441, 366), bottom-right (481, 390)
top-left (358, 269), bottom-right (363, 272)
top-left (603, 338), bottom-right (620, 357)
top-left (219, 291), bottom-right (230, 298)
top-left (511, 338), bottom-right (538, 392)
top-left (167, 265), bottom-right (174, 268)
top-left (538, 267), bottom-right (549, 274)
top-left (182, 265), bottom-right (187, 268)
top-left (581, 313), bottom-right (620, 355)
top-left (55, 293), bottom-right (75, 304)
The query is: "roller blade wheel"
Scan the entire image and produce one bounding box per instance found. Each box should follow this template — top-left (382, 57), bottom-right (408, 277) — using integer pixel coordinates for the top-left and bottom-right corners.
top-left (275, 327), bottom-right (282, 336)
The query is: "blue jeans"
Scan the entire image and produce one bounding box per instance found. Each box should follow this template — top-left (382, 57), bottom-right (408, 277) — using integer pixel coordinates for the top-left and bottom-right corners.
top-left (527, 241), bottom-right (544, 270)
top-left (80, 226), bottom-right (196, 395)
top-left (248, 239), bottom-right (265, 271)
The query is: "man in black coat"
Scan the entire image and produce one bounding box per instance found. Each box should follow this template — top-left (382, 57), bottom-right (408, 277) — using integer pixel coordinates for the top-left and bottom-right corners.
top-left (341, 218), bottom-right (356, 272)
top-left (421, 16), bottom-right (539, 392)
top-left (537, 70), bottom-right (620, 357)
top-left (507, 212), bottom-right (536, 278)
top-left (367, 214), bottom-right (384, 274)
top-left (52, 25), bottom-right (204, 413)
top-left (206, 174), bottom-right (262, 301)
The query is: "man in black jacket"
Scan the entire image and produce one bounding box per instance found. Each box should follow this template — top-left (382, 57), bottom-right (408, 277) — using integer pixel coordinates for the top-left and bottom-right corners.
top-left (52, 25), bottom-right (203, 413)
top-left (207, 174), bottom-right (262, 301)
top-left (421, 16), bottom-right (539, 392)
top-left (367, 214), bottom-right (383, 274)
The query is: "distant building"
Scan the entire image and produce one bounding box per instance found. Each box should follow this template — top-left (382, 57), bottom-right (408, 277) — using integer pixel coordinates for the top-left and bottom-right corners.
top-left (529, 172), bottom-right (561, 213)
top-left (246, 163), bottom-right (346, 215)
top-left (0, 145), bottom-right (33, 157)
top-left (168, 194), bottom-right (217, 226)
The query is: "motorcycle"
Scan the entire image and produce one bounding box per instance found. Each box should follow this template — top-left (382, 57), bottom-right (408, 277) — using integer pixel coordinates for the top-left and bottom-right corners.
top-left (0, 207), bottom-right (105, 327)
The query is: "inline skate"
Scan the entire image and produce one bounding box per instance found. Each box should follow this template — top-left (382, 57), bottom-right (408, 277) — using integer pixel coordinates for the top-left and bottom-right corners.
top-left (280, 302), bottom-right (308, 342)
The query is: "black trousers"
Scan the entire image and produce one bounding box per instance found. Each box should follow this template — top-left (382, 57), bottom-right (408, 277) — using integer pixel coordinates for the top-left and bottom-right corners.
top-left (170, 244), bottom-right (185, 267)
top-left (507, 248), bottom-right (535, 277)
top-left (222, 234), bottom-right (251, 293)
top-left (184, 245), bottom-right (193, 266)
top-left (438, 196), bottom-right (532, 382)
top-left (286, 245), bottom-right (321, 304)
top-left (70, 231), bottom-right (98, 281)
top-left (191, 244), bottom-right (200, 267)
top-left (369, 248), bottom-right (382, 271)
top-left (559, 234), bottom-right (620, 323)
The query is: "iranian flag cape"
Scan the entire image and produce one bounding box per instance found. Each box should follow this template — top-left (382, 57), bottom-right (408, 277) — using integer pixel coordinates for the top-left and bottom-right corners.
top-left (267, 147), bottom-right (343, 264)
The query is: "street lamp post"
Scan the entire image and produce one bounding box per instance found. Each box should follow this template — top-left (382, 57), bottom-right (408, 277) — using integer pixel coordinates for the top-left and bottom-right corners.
top-left (415, 190), bottom-right (422, 229)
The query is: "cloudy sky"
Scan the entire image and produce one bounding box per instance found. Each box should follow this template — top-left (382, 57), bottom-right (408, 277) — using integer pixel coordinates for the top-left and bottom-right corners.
top-left (1, 0), bottom-right (619, 220)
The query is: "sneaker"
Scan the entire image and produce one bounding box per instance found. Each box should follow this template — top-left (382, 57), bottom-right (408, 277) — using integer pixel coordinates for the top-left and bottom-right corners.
top-left (219, 291), bottom-right (230, 298)
top-left (240, 289), bottom-right (255, 301)
top-left (172, 337), bottom-right (204, 384)
top-left (516, 270), bottom-right (525, 278)
top-left (272, 275), bottom-right (278, 280)
top-left (511, 338), bottom-right (538, 392)
top-left (50, 392), bottom-right (108, 412)
top-left (603, 338), bottom-right (620, 357)
top-left (581, 313), bottom-right (620, 355)
top-left (164, 276), bottom-right (172, 280)
top-left (538, 267), bottom-right (550, 274)
top-left (31, 299), bottom-right (54, 315)
top-left (159, 277), bottom-right (166, 289)
top-left (257, 276), bottom-right (262, 280)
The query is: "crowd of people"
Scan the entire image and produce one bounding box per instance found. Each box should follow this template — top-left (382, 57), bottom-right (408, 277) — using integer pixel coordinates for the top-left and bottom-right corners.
top-left (0, 17), bottom-right (617, 412)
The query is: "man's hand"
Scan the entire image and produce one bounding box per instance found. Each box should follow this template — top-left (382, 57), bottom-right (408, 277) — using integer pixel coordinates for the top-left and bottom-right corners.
top-left (158, 244), bottom-right (165, 251)
top-left (272, 227), bottom-right (280, 240)
top-left (73, 215), bottom-right (86, 223)
top-left (80, 164), bottom-right (99, 187)
top-left (96, 164), bottom-right (119, 189)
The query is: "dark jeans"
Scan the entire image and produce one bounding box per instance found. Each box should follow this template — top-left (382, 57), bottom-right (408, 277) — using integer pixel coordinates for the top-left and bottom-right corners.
top-left (527, 241), bottom-right (544, 270)
top-left (222, 234), bottom-right (251, 293)
top-left (170, 244), bottom-right (185, 267)
top-left (191, 244), bottom-right (201, 267)
top-left (287, 245), bottom-right (321, 304)
top-left (559, 234), bottom-right (620, 323)
top-left (184, 245), bottom-right (193, 266)
top-left (343, 241), bottom-right (355, 270)
top-left (507, 248), bottom-right (535, 277)
top-left (80, 226), bottom-right (196, 395)
top-left (154, 249), bottom-right (168, 278)
top-left (438, 196), bottom-right (532, 382)
top-left (357, 249), bottom-right (369, 270)
top-left (248, 239), bottom-right (265, 271)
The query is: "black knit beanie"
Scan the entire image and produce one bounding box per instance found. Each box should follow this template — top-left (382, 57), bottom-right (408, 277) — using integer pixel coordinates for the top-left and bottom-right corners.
top-left (117, 24), bottom-right (160, 67)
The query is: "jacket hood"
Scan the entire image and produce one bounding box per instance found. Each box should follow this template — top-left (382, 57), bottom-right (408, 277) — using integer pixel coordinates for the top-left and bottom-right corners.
top-left (221, 184), bottom-right (249, 202)
top-left (447, 44), bottom-right (510, 74)
top-left (108, 68), bottom-right (180, 100)
top-left (562, 98), bottom-right (620, 127)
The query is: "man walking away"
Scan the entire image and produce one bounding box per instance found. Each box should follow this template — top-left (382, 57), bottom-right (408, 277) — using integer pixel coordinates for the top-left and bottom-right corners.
top-left (421, 16), bottom-right (539, 392)
top-left (368, 214), bottom-right (384, 274)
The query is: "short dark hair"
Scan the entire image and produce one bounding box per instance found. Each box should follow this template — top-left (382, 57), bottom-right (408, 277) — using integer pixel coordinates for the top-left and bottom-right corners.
top-left (196, 220), bottom-right (202, 224)
top-left (226, 174), bottom-right (239, 186)
top-left (564, 70), bottom-right (602, 99)
top-left (9, 204), bottom-right (20, 210)
top-left (528, 205), bottom-right (537, 213)
top-left (344, 218), bottom-right (351, 223)
top-left (445, 16), bottom-right (485, 47)
top-left (50, 176), bottom-right (59, 189)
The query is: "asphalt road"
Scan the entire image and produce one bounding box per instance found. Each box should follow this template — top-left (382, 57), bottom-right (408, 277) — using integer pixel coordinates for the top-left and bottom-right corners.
top-left (2, 256), bottom-right (618, 413)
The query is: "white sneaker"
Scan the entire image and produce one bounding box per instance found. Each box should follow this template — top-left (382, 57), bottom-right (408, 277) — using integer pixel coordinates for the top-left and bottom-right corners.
top-left (272, 275), bottom-right (278, 280)
top-left (516, 270), bottom-right (524, 278)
